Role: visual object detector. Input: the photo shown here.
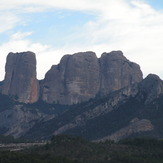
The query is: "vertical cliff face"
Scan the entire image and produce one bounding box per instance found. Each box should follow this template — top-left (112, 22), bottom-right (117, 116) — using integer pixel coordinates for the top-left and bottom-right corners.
top-left (1, 50), bottom-right (142, 104)
top-left (1, 52), bottom-right (39, 103)
top-left (41, 51), bottom-right (143, 105)
top-left (63, 52), bottom-right (100, 104)
top-left (41, 52), bottom-right (100, 104)
top-left (99, 51), bottom-right (143, 95)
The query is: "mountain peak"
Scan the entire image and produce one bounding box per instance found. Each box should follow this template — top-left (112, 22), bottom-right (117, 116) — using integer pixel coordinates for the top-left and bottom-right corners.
top-left (41, 51), bottom-right (142, 104)
top-left (1, 50), bottom-right (143, 105)
top-left (101, 50), bottom-right (127, 60)
top-left (145, 74), bottom-right (161, 80)
top-left (1, 51), bottom-right (39, 103)
top-left (139, 73), bottom-right (163, 104)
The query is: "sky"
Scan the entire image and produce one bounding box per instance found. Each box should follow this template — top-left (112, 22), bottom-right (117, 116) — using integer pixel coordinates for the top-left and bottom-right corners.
top-left (0, 0), bottom-right (163, 80)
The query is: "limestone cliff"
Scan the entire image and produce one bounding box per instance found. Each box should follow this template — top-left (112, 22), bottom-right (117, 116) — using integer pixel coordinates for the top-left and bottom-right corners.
top-left (41, 51), bottom-right (143, 104)
top-left (41, 51), bottom-right (100, 104)
top-left (138, 74), bottom-right (163, 104)
top-left (99, 51), bottom-right (142, 95)
top-left (1, 52), bottom-right (39, 103)
top-left (1, 50), bottom-right (143, 105)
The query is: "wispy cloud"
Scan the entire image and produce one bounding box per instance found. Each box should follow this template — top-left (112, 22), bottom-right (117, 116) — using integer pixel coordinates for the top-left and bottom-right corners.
top-left (11, 31), bottom-right (33, 40)
top-left (0, 12), bottom-right (20, 33)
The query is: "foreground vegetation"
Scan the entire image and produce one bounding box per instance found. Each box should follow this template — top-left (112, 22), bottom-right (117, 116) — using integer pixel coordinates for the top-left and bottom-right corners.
top-left (1, 135), bottom-right (163, 162)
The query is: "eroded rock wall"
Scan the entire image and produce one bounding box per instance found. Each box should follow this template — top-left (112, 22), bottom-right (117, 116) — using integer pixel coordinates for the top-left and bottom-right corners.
top-left (1, 52), bottom-right (39, 103)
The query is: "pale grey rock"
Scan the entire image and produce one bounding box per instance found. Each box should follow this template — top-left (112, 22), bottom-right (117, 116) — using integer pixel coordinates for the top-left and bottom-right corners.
top-left (0, 105), bottom-right (54, 138)
top-left (99, 118), bottom-right (154, 141)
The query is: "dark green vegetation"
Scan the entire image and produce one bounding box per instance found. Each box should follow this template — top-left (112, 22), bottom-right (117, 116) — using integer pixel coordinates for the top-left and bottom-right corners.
top-left (0, 135), bottom-right (25, 144)
top-left (1, 135), bottom-right (163, 163)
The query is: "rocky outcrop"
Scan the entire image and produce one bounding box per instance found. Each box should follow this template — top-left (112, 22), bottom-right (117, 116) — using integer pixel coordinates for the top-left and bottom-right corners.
top-left (41, 51), bottom-right (101, 104)
top-left (1, 52), bottom-right (39, 103)
top-left (138, 74), bottom-right (163, 104)
top-left (99, 51), bottom-right (142, 95)
top-left (41, 51), bottom-right (143, 104)
top-left (100, 118), bottom-right (154, 142)
top-left (1, 50), bottom-right (143, 105)
top-left (0, 105), bottom-right (55, 138)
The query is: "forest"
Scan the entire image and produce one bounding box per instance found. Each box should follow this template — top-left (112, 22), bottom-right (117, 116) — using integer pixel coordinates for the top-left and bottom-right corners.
top-left (0, 135), bottom-right (163, 163)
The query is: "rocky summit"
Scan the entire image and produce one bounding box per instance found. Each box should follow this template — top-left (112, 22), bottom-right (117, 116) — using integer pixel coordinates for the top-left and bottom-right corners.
top-left (40, 51), bottom-right (101, 104)
top-left (1, 50), bottom-right (142, 105)
top-left (1, 51), bottom-right (39, 103)
top-left (99, 51), bottom-right (142, 95)
top-left (40, 50), bottom-right (143, 104)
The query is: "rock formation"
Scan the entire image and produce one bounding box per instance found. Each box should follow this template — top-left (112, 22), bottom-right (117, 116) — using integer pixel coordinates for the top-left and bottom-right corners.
top-left (1, 51), bottom-right (39, 103)
top-left (99, 51), bottom-right (142, 95)
top-left (24, 74), bottom-right (163, 140)
top-left (100, 118), bottom-right (154, 141)
top-left (1, 51), bottom-right (163, 141)
top-left (41, 51), bottom-right (143, 104)
top-left (138, 74), bottom-right (163, 104)
top-left (1, 50), bottom-right (143, 105)
top-left (40, 52), bottom-right (100, 104)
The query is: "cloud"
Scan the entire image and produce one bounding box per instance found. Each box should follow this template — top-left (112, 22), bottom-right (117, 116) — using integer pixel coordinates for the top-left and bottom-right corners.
top-left (0, 12), bottom-right (20, 33)
top-left (0, 0), bottom-right (141, 15)
top-left (1, 0), bottom-right (163, 80)
top-left (0, 31), bottom-right (86, 80)
top-left (11, 31), bottom-right (33, 40)
top-left (62, 0), bottom-right (163, 78)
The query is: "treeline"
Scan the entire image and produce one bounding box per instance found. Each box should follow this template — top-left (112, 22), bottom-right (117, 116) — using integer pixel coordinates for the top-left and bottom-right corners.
top-left (0, 135), bottom-right (163, 162)
top-left (0, 135), bottom-right (25, 144)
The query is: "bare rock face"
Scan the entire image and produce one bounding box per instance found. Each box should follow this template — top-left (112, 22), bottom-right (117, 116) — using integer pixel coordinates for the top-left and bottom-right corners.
top-left (138, 74), bottom-right (163, 104)
top-left (100, 118), bottom-right (154, 141)
top-left (99, 51), bottom-right (143, 95)
top-left (0, 105), bottom-right (55, 138)
top-left (41, 51), bottom-right (143, 105)
top-left (41, 52), bottom-right (100, 104)
top-left (1, 52), bottom-right (39, 103)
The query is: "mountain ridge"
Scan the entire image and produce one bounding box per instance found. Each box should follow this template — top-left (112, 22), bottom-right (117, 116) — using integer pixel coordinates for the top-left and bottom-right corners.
top-left (1, 50), bottom-right (143, 105)
top-left (0, 50), bottom-right (163, 141)
top-left (22, 74), bottom-right (163, 141)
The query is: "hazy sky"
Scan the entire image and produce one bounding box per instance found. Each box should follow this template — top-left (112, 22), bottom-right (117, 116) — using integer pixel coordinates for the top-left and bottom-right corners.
top-left (1, 0), bottom-right (163, 80)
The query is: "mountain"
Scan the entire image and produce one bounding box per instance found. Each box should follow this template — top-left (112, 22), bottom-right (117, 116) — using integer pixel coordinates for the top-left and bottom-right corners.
top-left (0, 94), bottom-right (71, 138)
top-left (0, 50), bottom-right (143, 105)
top-left (40, 51), bottom-right (101, 105)
top-left (23, 74), bottom-right (163, 141)
top-left (1, 52), bottom-right (39, 103)
top-left (40, 51), bottom-right (142, 104)
top-left (0, 50), bottom-right (162, 141)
